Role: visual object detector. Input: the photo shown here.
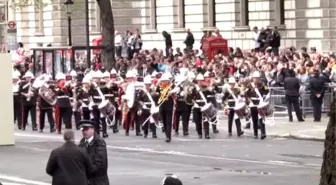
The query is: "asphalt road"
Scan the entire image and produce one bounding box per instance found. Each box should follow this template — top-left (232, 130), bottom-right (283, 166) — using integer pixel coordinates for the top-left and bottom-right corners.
top-left (0, 125), bottom-right (324, 185)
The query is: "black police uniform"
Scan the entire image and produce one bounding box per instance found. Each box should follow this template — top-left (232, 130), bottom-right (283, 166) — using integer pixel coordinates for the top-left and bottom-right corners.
top-left (175, 88), bottom-right (192, 136)
top-left (19, 81), bottom-right (37, 130)
top-left (78, 120), bottom-right (109, 185)
top-left (246, 82), bottom-right (269, 139)
top-left (222, 88), bottom-right (244, 136)
top-left (38, 90), bottom-right (55, 132)
top-left (192, 87), bottom-right (210, 139)
top-left (54, 85), bottom-right (73, 133)
top-left (284, 74), bottom-right (304, 122)
top-left (137, 89), bottom-right (157, 138)
top-left (156, 84), bottom-right (175, 142)
top-left (309, 75), bottom-right (326, 122)
top-left (13, 82), bottom-right (22, 129)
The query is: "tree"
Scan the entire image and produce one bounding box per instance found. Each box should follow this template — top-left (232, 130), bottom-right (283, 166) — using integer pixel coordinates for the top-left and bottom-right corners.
top-left (10, 0), bottom-right (116, 70)
top-left (319, 97), bottom-right (336, 185)
top-left (96, 0), bottom-right (115, 70)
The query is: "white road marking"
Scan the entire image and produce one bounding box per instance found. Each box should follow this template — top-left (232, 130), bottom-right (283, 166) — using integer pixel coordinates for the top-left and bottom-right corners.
top-left (267, 160), bottom-right (298, 165)
top-left (296, 128), bottom-right (326, 133)
top-left (14, 133), bottom-right (320, 169)
top-left (1, 182), bottom-right (27, 185)
top-left (0, 174), bottom-right (50, 185)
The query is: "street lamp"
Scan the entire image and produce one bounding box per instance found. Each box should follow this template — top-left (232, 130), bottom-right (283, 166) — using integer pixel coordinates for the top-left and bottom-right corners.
top-left (64, 0), bottom-right (74, 46)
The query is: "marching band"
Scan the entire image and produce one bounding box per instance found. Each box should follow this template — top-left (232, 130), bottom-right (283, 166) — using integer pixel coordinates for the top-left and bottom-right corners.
top-left (12, 67), bottom-right (273, 142)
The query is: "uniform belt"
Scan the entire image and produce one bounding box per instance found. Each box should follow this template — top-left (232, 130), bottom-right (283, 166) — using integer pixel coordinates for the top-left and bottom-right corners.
top-left (144, 102), bottom-right (152, 105)
top-left (207, 95), bottom-right (215, 98)
top-left (13, 93), bottom-right (19, 96)
top-left (57, 95), bottom-right (69, 99)
top-left (82, 98), bottom-right (88, 101)
top-left (105, 94), bottom-right (114, 97)
top-left (195, 100), bottom-right (204, 103)
top-left (93, 96), bottom-right (102, 99)
top-left (228, 99), bottom-right (235, 102)
top-left (251, 98), bottom-right (259, 100)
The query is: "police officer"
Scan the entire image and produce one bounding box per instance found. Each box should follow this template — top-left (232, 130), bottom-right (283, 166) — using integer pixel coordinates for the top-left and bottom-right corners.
top-left (78, 120), bottom-right (109, 185)
top-left (192, 73), bottom-right (211, 139)
top-left (222, 77), bottom-right (244, 137)
top-left (246, 71), bottom-right (269, 140)
top-left (54, 73), bottom-right (73, 134)
top-left (19, 71), bottom-right (37, 131)
top-left (284, 69), bottom-right (304, 122)
top-left (309, 69), bottom-right (326, 122)
top-left (138, 75), bottom-right (157, 138)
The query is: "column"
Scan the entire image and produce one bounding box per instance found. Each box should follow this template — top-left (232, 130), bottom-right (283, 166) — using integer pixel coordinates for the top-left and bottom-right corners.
top-left (172, 0), bottom-right (185, 32)
top-left (144, 0), bottom-right (157, 33)
top-left (202, 0), bottom-right (216, 31)
top-left (233, 0), bottom-right (250, 31)
top-left (35, 3), bottom-right (44, 36)
top-left (95, 2), bottom-right (101, 32)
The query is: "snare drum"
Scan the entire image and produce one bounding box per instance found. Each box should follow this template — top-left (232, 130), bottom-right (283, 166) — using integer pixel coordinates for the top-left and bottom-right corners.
top-left (201, 103), bottom-right (218, 124)
top-left (234, 102), bottom-right (248, 119)
top-left (99, 100), bottom-right (115, 118)
top-left (257, 102), bottom-right (273, 118)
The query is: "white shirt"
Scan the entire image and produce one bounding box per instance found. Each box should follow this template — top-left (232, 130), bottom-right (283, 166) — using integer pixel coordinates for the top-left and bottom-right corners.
top-left (86, 135), bottom-right (94, 144)
top-left (115, 35), bottom-right (122, 46)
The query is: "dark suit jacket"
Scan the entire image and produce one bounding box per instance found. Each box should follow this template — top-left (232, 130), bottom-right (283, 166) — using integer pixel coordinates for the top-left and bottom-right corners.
top-left (79, 134), bottom-right (109, 185)
top-left (46, 141), bottom-right (94, 185)
top-left (284, 76), bottom-right (300, 96)
top-left (309, 76), bottom-right (326, 100)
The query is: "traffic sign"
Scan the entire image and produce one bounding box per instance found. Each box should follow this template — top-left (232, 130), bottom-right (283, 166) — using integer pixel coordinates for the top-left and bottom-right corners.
top-left (8, 21), bottom-right (16, 29)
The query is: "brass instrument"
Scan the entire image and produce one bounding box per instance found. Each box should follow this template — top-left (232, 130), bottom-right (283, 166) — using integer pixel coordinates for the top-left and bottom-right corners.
top-left (137, 101), bottom-right (144, 116)
top-left (181, 81), bottom-right (195, 105)
top-left (158, 83), bottom-right (173, 104)
top-left (25, 82), bottom-right (34, 101)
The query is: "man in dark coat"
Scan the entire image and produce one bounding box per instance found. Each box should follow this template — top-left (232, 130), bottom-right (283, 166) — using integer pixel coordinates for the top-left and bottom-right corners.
top-left (46, 130), bottom-right (94, 185)
top-left (78, 120), bottom-right (109, 185)
top-left (184, 28), bottom-right (195, 52)
top-left (309, 69), bottom-right (326, 122)
top-left (283, 69), bottom-right (304, 122)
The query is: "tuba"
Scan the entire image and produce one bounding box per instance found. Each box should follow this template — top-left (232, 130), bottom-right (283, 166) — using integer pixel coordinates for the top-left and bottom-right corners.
top-left (39, 84), bottom-right (56, 105)
top-left (182, 81), bottom-right (195, 105)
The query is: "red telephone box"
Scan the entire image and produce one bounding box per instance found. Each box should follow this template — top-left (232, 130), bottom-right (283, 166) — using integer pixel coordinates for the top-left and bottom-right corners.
top-left (202, 37), bottom-right (229, 60)
top-left (92, 36), bottom-right (103, 54)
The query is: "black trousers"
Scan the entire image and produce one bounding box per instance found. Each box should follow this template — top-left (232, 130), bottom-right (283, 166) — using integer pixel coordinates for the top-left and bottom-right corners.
top-left (193, 109), bottom-right (210, 136)
top-left (111, 108), bottom-right (121, 131)
top-left (100, 117), bottom-right (108, 135)
top-left (22, 105), bottom-right (37, 129)
top-left (57, 107), bottom-right (72, 132)
top-left (285, 95), bottom-right (303, 121)
top-left (125, 108), bottom-right (137, 134)
top-left (115, 46), bottom-right (122, 57)
top-left (311, 98), bottom-right (323, 121)
top-left (160, 109), bottom-right (173, 139)
top-left (82, 107), bottom-right (91, 120)
top-left (175, 105), bottom-right (191, 133)
top-left (250, 107), bottom-right (266, 137)
top-left (14, 99), bottom-right (22, 128)
top-left (39, 108), bottom-right (55, 130)
top-left (92, 106), bottom-right (101, 135)
top-left (227, 109), bottom-right (242, 135)
top-left (140, 110), bottom-right (157, 136)
top-left (73, 110), bottom-right (82, 129)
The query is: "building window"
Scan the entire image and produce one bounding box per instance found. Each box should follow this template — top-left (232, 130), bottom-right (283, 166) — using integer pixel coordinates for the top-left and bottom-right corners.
top-left (172, 0), bottom-right (185, 32)
top-left (181, 0), bottom-right (185, 28)
top-left (203, 0), bottom-right (216, 30)
top-left (233, 0), bottom-right (250, 31)
top-left (212, 0), bottom-right (216, 27)
top-left (152, 0), bottom-right (157, 29)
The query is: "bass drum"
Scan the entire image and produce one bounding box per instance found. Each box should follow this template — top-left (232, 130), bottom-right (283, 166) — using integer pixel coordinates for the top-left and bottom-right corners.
top-left (257, 102), bottom-right (273, 118)
top-left (201, 103), bottom-right (218, 125)
top-left (39, 85), bottom-right (56, 105)
top-left (99, 100), bottom-right (116, 126)
top-left (234, 102), bottom-right (248, 119)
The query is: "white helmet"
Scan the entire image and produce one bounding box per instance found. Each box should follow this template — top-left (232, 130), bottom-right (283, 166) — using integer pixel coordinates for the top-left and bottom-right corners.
top-left (252, 71), bottom-right (260, 78)
top-left (103, 71), bottom-right (110, 78)
top-left (70, 70), bottom-right (77, 77)
top-left (195, 73), bottom-right (204, 81)
top-left (160, 73), bottom-right (170, 81)
top-left (110, 69), bottom-right (117, 74)
top-left (23, 71), bottom-right (34, 79)
top-left (55, 72), bottom-right (65, 81)
top-left (228, 77), bottom-right (236, 84)
top-left (126, 70), bottom-right (136, 78)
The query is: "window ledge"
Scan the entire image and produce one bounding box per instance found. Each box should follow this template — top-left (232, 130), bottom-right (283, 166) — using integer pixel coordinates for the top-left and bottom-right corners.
top-left (172, 28), bottom-right (186, 33)
top-left (202, 27), bottom-right (216, 31)
top-left (34, 32), bottom-right (44, 36)
top-left (143, 28), bottom-right (157, 34)
top-left (233, 26), bottom-right (251, 31)
top-left (267, 24), bottom-right (286, 30)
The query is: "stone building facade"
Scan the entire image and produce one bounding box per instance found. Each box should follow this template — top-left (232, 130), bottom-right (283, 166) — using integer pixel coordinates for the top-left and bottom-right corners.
top-left (10, 0), bottom-right (336, 52)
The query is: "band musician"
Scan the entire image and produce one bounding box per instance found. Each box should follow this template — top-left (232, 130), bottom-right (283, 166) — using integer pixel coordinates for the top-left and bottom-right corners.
top-left (204, 71), bottom-right (220, 134)
top-left (245, 71), bottom-right (269, 140)
top-left (222, 77), bottom-right (244, 137)
top-left (38, 75), bottom-right (55, 133)
top-left (13, 70), bottom-right (22, 129)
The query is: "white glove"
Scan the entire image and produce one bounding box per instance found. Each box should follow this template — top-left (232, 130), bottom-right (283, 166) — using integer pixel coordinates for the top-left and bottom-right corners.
top-left (150, 106), bottom-right (159, 114)
top-left (88, 102), bottom-right (94, 110)
top-left (169, 87), bottom-right (180, 94)
top-left (196, 85), bottom-right (200, 91)
top-left (180, 92), bottom-right (185, 96)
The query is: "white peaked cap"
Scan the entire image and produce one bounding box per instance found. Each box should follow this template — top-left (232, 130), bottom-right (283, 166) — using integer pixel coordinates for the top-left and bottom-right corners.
top-left (82, 74), bottom-right (91, 84)
top-left (126, 70), bottom-right (136, 78)
top-left (110, 68), bottom-right (117, 74)
top-left (204, 71), bottom-right (210, 77)
top-left (228, 77), bottom-right (236, 84)
top-left (160, 73), bottom-right (170, 81)
top-left (151, 71), bottom-right (158, 77)
top-left (103, 71), bottom-right (110, 78)
top-left (195, 73), bottom-right (204, 81)
top-left (93, 70), bottom-right (103, 78)
top-left (144, 75), bottom-right (152, 84)
top-left (70, 70), bottom-right (77, 76)
top-left (55, 72), bottom-right (65, 80)
top-left (132, 69), bottom-right (138, 76)
top-left (252, 71), bottom-right (260, 78)
top-left (23, 71), bottom-right (34, 78)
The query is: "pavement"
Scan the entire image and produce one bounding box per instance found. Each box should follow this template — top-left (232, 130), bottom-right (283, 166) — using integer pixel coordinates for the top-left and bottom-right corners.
top-left (0, 116), bottom-right (328, 185)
